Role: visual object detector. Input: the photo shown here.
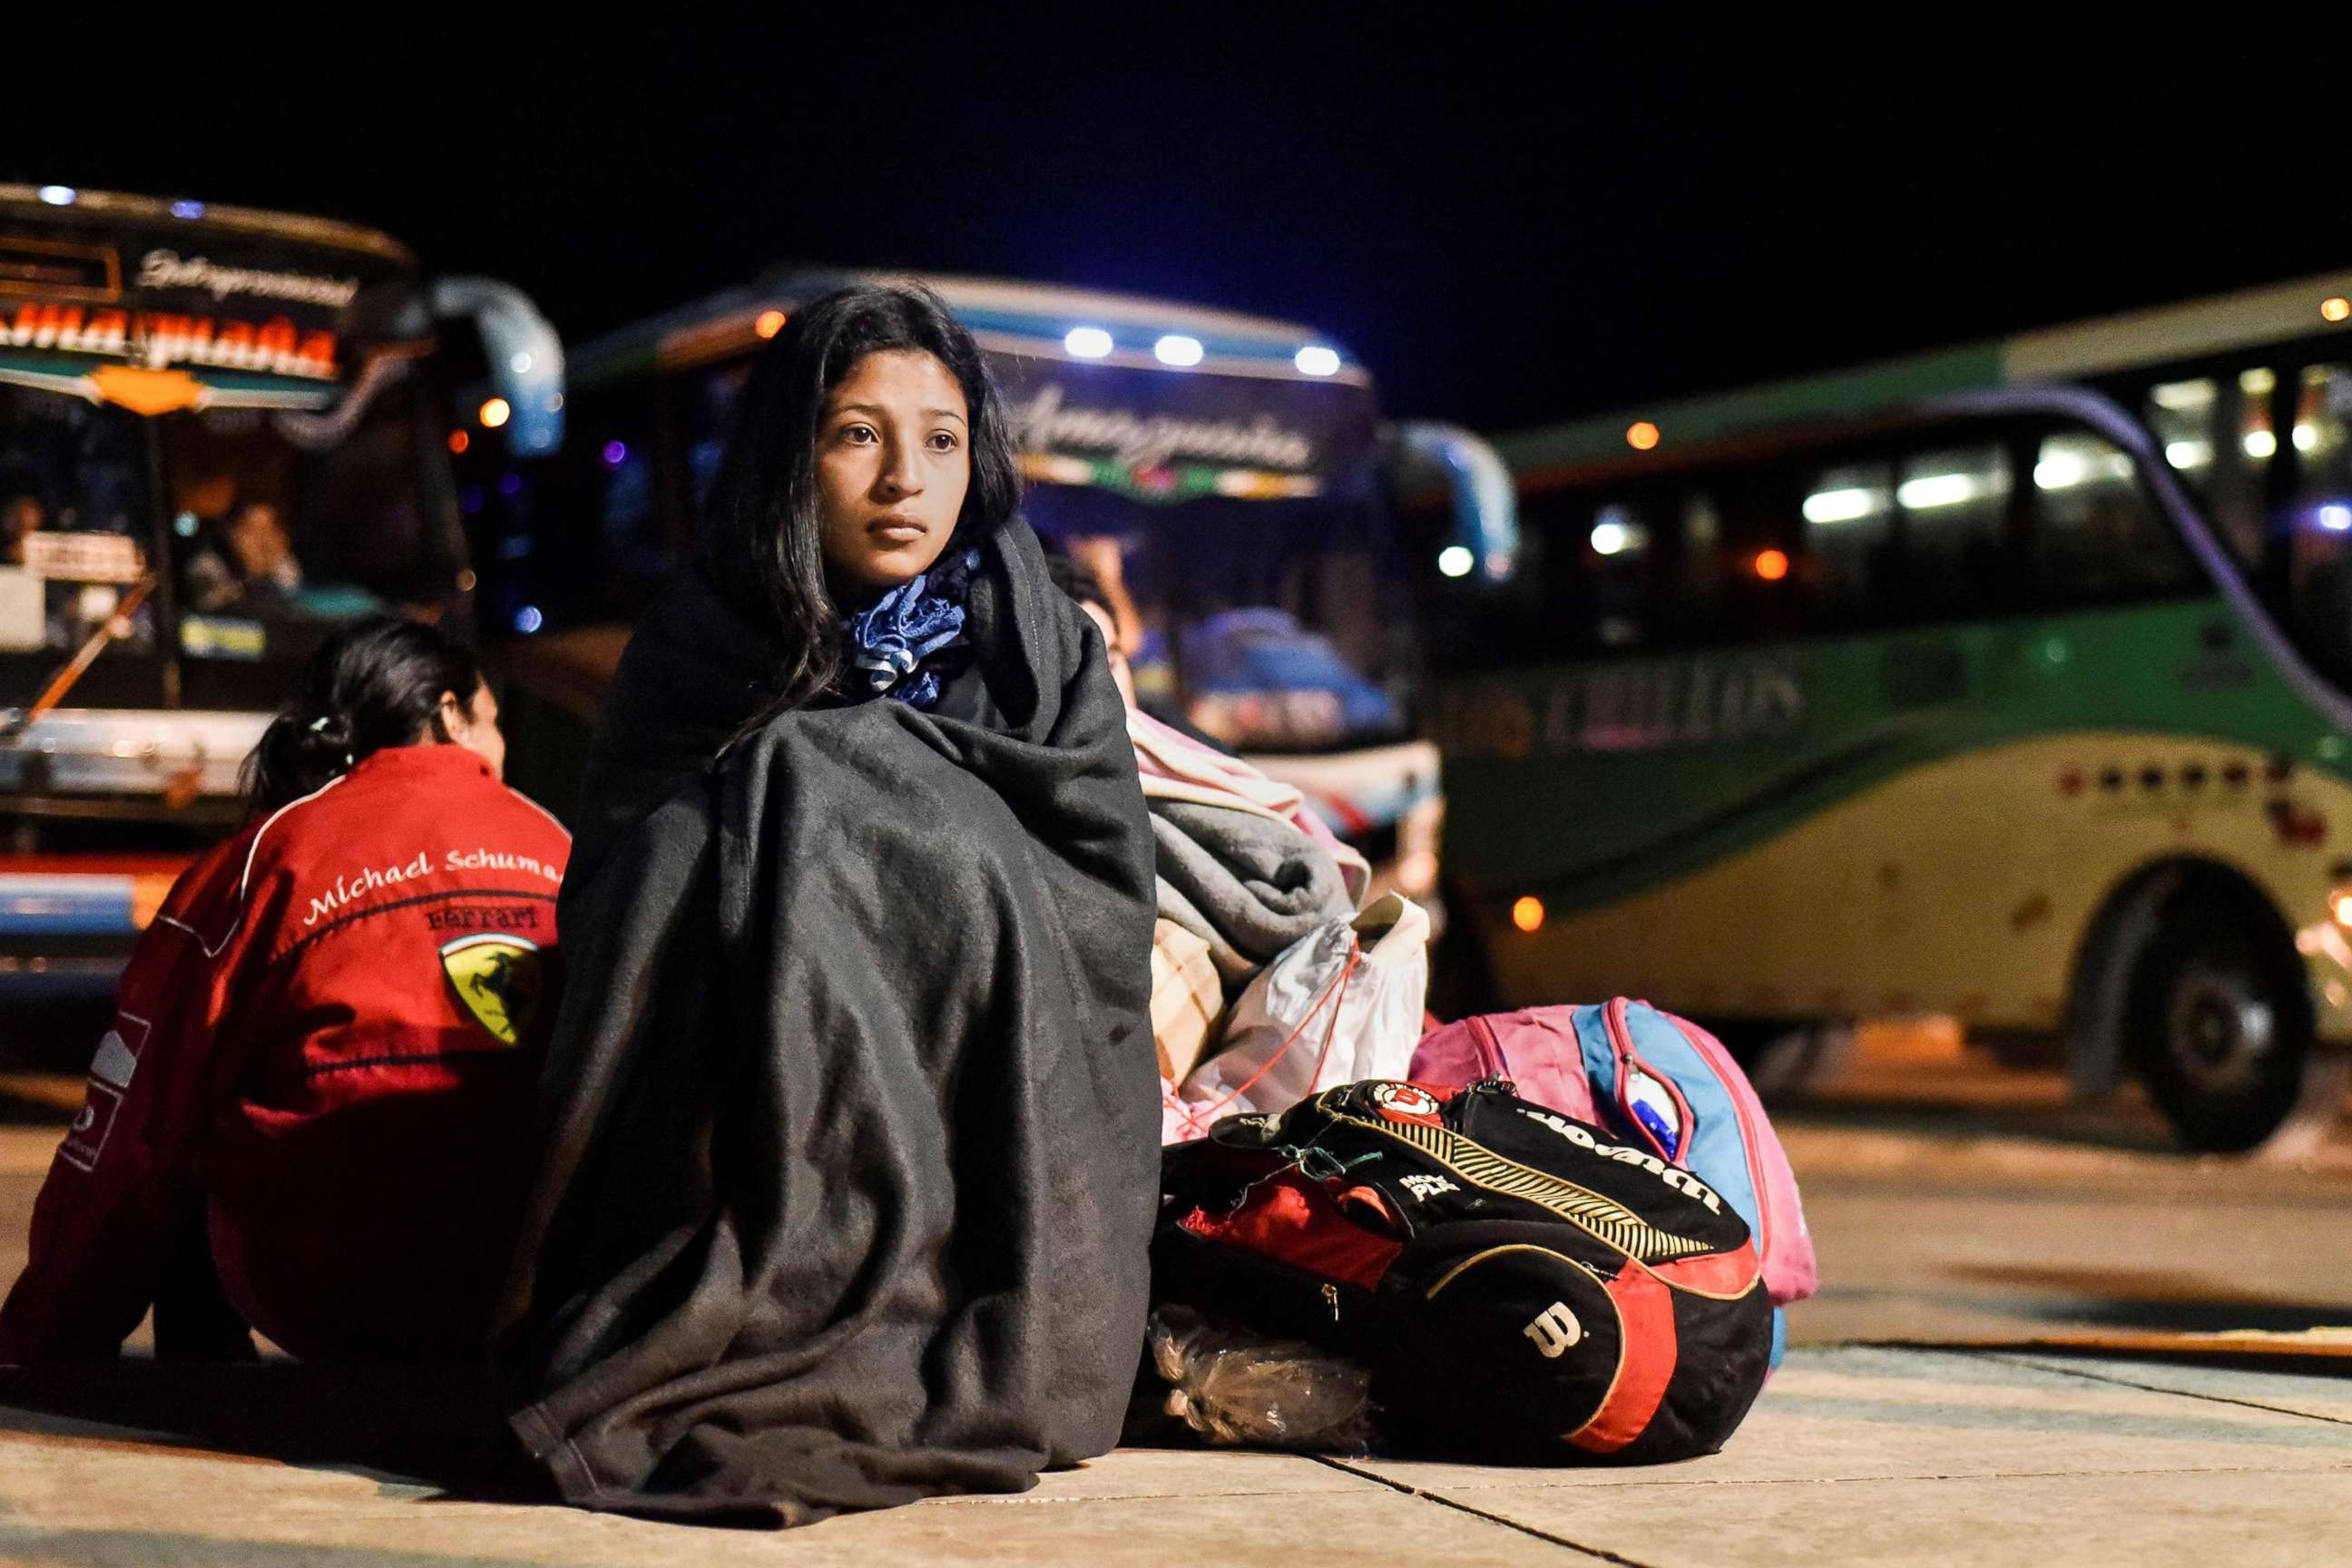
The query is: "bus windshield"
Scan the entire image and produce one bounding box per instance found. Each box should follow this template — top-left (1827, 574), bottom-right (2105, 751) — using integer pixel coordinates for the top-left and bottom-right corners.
top-left (0, 372), bottom-right (458, 707)
top-left (1021, 483), bottom-right (1412, 751)
top-left (156, 368), bottom-right (458, 616)
top-left (0, 385), bottom-right (154, 644)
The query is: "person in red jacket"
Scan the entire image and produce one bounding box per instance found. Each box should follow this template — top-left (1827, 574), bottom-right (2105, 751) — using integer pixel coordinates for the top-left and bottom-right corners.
top-left (0, 617), bottom-right (570, 1364)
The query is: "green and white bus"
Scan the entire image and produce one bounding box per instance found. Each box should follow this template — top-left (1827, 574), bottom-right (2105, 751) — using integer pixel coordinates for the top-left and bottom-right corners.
top-left (1433, 271), bottom-right (2352, 1150)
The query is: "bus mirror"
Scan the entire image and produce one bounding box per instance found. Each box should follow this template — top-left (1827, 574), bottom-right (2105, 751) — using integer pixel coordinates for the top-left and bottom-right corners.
top-left (1393, 421), bottom-right (1517, 583)
top-left (431, 277), bottom-right (565, 457)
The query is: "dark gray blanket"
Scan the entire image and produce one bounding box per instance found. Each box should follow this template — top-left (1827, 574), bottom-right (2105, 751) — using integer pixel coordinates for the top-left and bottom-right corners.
top-left (495, 523), bottom-right (1158, 1524)
top-left (1150, 800), bottom-right (1355, 988)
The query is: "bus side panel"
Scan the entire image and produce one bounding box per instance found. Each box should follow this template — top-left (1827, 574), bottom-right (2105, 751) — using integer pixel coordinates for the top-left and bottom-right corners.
top-left (1476, 730), bottom-right (2352, 1043)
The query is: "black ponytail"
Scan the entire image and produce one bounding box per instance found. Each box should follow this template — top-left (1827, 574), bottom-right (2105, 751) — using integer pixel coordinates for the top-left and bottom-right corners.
top-left (242, 617), bottom-right (485, 814)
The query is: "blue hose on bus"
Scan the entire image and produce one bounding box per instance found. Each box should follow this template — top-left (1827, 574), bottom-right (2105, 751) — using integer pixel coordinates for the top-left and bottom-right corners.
top-left (1395, 421), bottom-right (1518, 583)
top-left (433, 277), bottom-right (567, 457)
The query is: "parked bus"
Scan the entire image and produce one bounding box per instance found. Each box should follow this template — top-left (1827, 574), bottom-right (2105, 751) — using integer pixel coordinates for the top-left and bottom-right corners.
top-left (485, 270), bottom-right (1514, 906)
top-left (1434, 270), bottom-right (2352, 1151)
top-left (0, 185), bottom-right (564, 993)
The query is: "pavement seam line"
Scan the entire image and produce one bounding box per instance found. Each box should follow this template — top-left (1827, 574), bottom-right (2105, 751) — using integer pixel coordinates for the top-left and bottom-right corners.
top-left (923, 1488), bottom-right (1349, 1506)
top-left (1343, 1460), bottom-right (2352, 1493)
top-left (1307, 1455), bottom-right (1659, 1566)
top-left (1967, 1350), bottom-right (2352, 1430)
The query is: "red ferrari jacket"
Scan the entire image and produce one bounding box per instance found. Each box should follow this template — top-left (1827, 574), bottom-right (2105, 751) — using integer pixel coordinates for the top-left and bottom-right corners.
top-left (0, 744), bottom-right (570, 1363)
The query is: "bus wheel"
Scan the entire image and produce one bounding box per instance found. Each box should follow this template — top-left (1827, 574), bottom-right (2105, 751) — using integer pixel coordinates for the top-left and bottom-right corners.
top-left (2126, 910), bottom-right (2309, 1152)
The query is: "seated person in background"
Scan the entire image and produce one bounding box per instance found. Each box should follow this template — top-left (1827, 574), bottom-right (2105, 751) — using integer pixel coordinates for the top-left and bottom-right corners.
top-left (0, 617), bottom-right (571, 1365)
top-left (185, 499), bottom-right (303, 612)
top-left (1043, 547), bottom-right (1138, 707)
top-left (1041, 544), bottom-right (1244, 755)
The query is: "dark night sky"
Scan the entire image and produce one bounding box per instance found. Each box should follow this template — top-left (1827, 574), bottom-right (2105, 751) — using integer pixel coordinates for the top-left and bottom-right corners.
top-left (7, 18), bottom-right (2340, 432)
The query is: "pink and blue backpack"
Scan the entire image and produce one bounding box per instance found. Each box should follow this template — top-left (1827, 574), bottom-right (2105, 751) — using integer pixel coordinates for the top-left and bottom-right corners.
top-left (1410, 1000), bottom-right (1818, 1365)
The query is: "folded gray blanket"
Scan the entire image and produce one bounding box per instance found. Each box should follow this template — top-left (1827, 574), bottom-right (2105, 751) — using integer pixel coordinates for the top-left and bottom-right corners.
top-left (1151, 799), bottom-right (1354, 989)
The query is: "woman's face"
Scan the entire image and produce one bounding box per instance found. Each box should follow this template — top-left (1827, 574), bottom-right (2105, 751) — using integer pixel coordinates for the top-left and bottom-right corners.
top-left (814, 349), bottom-right (970, 593)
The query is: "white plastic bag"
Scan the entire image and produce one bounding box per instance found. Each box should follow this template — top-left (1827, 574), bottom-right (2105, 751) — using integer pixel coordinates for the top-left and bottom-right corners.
top-left (1166, 893), bottom-right (1429, 1142)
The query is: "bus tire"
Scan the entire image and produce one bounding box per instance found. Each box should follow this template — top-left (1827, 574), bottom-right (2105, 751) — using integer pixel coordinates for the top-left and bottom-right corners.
top-left (2125, 906), bottom-right (2312, 1153)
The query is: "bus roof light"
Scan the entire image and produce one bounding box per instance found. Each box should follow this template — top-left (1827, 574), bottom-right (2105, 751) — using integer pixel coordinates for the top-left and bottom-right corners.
top-left (1512, 897), bottom-right (1545, 933)
top-left (478, 397), bottom-right (512, 429)
top-left (1626, 421), bottom-right (1661, 450)
top-left (1754, 548), bottom-right (1790, 581)
top-left (170, 199), bottom-right (205, 220)
top-left (1437, 545), bottom-right (1475, 578)
top-left (35, 186), bottom-right (75, 206)
top-left (1065, 327), bottom-right (1113, 358)
top-left (2321, 505), bottom-right (2352, 533)
top-left (1295, 346), bottom-right (1341, 377)
top-left (755, 309), bottom-right (788, 338)
top-left (2325, 297), bottom-right (2351, 324)
top-left (447, 430), bottom-right (469, 455)
top-left (1154, 334), bottom-right (1204, 368)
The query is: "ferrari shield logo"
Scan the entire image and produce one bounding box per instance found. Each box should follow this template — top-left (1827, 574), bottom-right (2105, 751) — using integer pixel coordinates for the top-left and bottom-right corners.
top-left (439, 934), bottom-right (544, 1045)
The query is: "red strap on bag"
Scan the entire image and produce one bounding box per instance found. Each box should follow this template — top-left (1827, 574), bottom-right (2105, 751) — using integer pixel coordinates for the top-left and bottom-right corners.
top-left (1171, 940), bottom-right (1364, 1139)
top-left (1563, 1262), bottom-right (1677, 1455)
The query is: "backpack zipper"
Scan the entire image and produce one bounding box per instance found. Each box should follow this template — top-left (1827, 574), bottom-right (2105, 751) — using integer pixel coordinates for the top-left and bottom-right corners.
top-left (1466, 1013), bottom-right (1514, 1084)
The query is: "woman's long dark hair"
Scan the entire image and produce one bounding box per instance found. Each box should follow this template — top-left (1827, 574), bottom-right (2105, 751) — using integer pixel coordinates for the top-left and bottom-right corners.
top-left (242, 616), bottom-right (485, 814)
top-left (700, 282), bottom-right (1022, 713)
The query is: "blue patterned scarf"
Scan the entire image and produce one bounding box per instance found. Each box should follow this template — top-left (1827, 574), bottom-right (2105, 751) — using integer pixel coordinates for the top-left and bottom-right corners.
top-left (841, 546), bottom-right (981, 710)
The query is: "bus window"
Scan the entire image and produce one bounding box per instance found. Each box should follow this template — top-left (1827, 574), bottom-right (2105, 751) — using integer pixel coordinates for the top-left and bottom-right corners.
top-left (2148, 378), bottom-right (2216, 479)
top-left (2028, 428), bottom-right (2195, 605)
top-left (1712, 461), bottom-right (1808, 642)
top-left (673, 357), bottom-right (752, 518)
top-left (1586, 498), bottom-right (1661, 649)
top-left (584, 386), bottom-right (663, 598)
top-left (0, 387), bottom-right (159, 661)
top-left (1800, 460), bottom-right (1895, 625)
top-left (2294, 364), bottom-right (2352, 484)
top-left (1896, 444), bottom-right (2011, 616)
top-left (2143, 372), bottom-right (2274, 570)
top-left (2224, 367), bottom-right (2278, 568)
top-left (2285, 364), bottom-right (2352, 685)
top-left (1673, 491), bottom-right (1728, 635)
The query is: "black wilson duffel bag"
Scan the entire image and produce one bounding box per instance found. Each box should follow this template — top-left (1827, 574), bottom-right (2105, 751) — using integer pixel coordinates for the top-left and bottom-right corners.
top-left (1153, 1078), bottom-right (1775, 1463)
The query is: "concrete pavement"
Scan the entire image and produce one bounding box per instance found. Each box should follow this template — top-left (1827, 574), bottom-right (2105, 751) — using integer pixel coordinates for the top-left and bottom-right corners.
top-left (4, 1040), bottom-right (2351, 1565)
top-left (1, 1345), bottom-right (2347, 1565)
